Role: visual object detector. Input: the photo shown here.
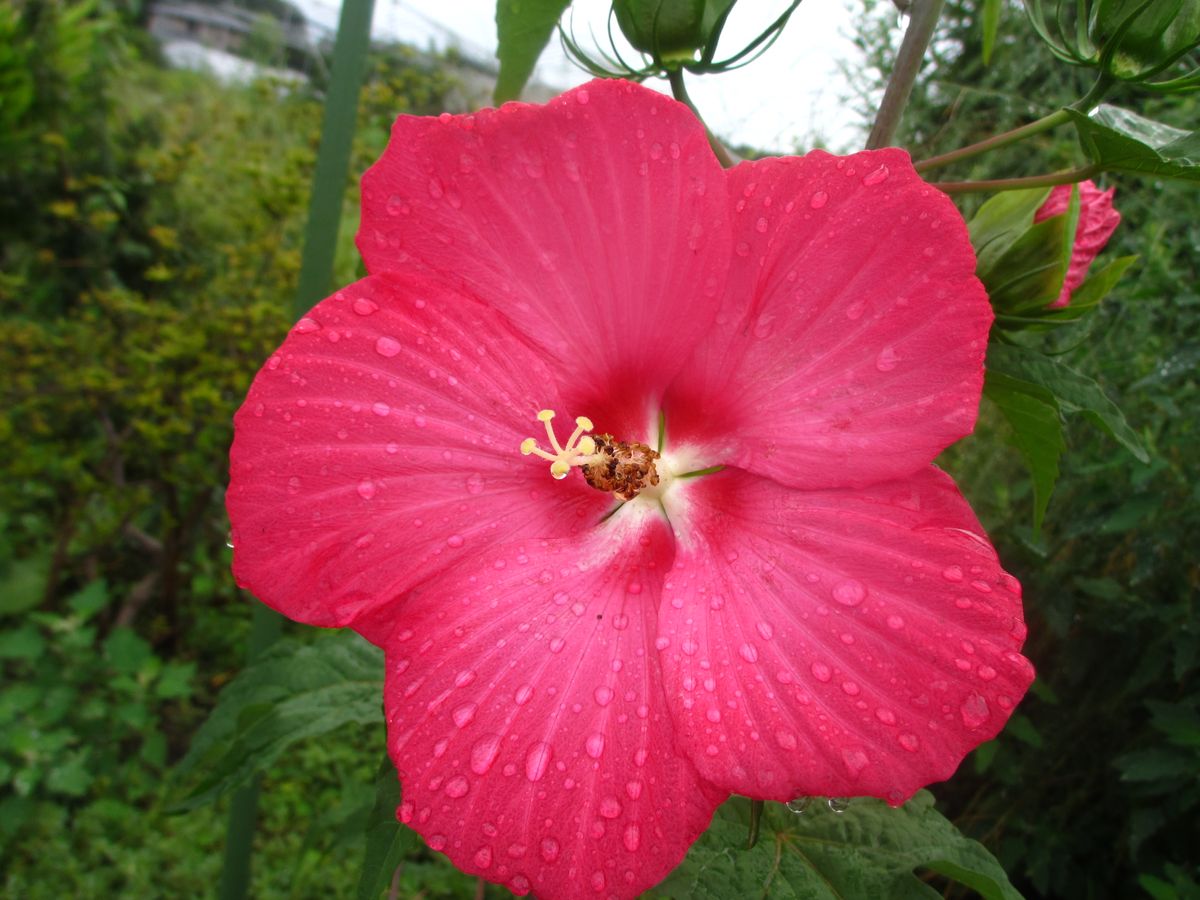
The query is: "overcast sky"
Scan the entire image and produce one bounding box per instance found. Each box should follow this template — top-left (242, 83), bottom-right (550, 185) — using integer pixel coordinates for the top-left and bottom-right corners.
top-left (295, 0), bottom-right (877, 152)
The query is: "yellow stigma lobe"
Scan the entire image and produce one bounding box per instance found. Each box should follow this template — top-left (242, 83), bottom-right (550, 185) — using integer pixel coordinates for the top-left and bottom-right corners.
top-left (520, 410), bottom-right (598, 480)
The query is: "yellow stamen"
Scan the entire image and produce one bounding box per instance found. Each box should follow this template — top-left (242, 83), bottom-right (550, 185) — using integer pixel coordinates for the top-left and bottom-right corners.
top-left (520, 408), bottom-right (598, 480)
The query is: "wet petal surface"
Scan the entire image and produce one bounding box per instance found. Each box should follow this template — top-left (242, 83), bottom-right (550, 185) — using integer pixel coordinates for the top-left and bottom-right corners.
top-left (664, 150), bottom-right (992, 489)
top-left (227, 274), bottom-right (609, 632)
top-left (378, 512), bottom-right (724, 900)
top-left (359, 79), bottom-right (730, 438)
top-left (657, 466), bottom-right (1034, 803)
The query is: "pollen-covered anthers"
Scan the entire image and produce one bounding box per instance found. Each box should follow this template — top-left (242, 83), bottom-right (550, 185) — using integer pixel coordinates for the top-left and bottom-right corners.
top-left (582, 434), bottom-right (661, 501)
top-left (520, 409), bottom-right (598, 480)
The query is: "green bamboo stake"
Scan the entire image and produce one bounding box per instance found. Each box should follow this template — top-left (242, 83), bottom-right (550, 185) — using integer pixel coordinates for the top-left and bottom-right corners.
top-left (218, 1), bottom-right (376, 897)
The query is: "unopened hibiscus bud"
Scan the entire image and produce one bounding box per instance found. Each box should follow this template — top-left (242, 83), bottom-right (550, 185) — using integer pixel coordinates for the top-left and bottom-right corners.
top-left (613, 0), bottom-right (730, 63)
top-left (1034, 180), bottom-right (1121, 307)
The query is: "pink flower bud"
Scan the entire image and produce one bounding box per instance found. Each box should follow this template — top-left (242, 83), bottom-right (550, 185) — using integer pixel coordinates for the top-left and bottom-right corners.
top-left (1034, 180), bottom-right (1121, 307)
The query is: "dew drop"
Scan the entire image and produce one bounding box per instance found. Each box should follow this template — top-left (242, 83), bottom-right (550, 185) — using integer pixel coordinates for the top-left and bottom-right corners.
top-left (576, 88), bottom-right (590, 105)
top-left (862, 164), bottom-right (890, 186)
top-left (809, 190), bottom-right (829, 209)
top-left (473, 846), bottom-right (492, 869)
top-left (356, 480), bottom-right (377, 500)
top-left (842, 749), bottom-right (869, 774)
top-left (875, 346), bottom-right (899, 372)
top-left (372, 401), bottom-right (390, 417)
top-left (899, 733), bottom-right (920, 752)
top-left (598, 796), bottom-right (622, 819)
top-left (465, 473), bottom-right (485, 495)
top-left (375, 336), bottom-right (402, 357)
top-left (886, 614), bottom-right (905, 630)
top-left (875, 707), bottom-right (897, 725)
top-left (294, 317), bottom-right (320, 333)
top-left (515, 684), bottom-right (534, 705)
top-left (833, 579), bottom-right (866, 606)
top-left (960, 693), bottom-right (991, 728)
top-left (447, 534), bottom-right (464, 548)
top-left (827, 797), bottom-right (851, 813)
top-left (942, 565), bottom-right (964, 582)
top-left (444, 776), bottom-right (469, 798)
top-left (810, 661), bottom-right (832, 682)
top-left (786, 797), bottom-right (812, 814)
top-left (427, 834), bottom-right (447, 851)
top-left (585, 732), bottom-right (605, 759)
top-left (352, 297), bottom-right (378, 316)
top-left (756, 621), bottom-right (774, 640)
top-left (623, 823), bottom-right (641, 852)
top-left (775, 730), bottom-right (799, 750)
top-left (593, 686), bottom-right (614, 706)
top-left (540, 837), bottom-right (560, 862)
top-left (738, 643), bottom-right (759, 663)
top-left (452, 703), bottom-right (477, 728)
top-left (471, 734), bottom-right (502, 775)
top-left (525, 742), bottom-right (552, 782)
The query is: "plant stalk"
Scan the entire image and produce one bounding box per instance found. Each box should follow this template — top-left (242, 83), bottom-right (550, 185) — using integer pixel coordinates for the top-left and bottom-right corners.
top-left (866, 0), bottom-right (946, 150)
top-left (667, 68), bottom-right (736, 168)
top-left (933, 163), bottom-right (1099, 193)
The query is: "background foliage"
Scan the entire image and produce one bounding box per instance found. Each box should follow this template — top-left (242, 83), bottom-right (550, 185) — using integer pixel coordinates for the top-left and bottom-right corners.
top-left (0, 0), bottom-right (1196, 897)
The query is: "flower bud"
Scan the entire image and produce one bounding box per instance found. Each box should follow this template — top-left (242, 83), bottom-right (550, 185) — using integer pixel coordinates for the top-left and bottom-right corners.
top-left (612, 0), bottom-right (731, 64)
top-left (1034, 181), bottom-right (1121, 307)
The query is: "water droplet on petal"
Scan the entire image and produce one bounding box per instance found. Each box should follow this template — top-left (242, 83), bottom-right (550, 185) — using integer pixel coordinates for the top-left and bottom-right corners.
top-left (960, 693), bottom-right (991, 728)
top-left (375, 336), bottom-right (402, 357)
top-left (525, 742), bottom-right (552, 782)
top-left (585, 732), bottom-right (605, 759)
top-left (943, 565), bottom-right (964, 582)
top-left (353, 297), bottom-right (378, 315)
top-left (452, 703), bottom-right (477, 728)
top-left (444, 776), bottom-right (469, 798)
top-left (811, 661), bottom-right (832, 682)
top-left (738, 643), bottom-right (759, 663)
top-left (598, 796), bottom-right (622, 819)
top-left (827, 797), bottom-right (851, 813)
top-left (294, 317), bottom-right (320, 333)
top-left (540, 837), bottom-right (560, 862)
top-left (593, 686), bottom-right (614, 706)
top-left (833, 579), bottom-right (866, 606)
top-left (622, 823), bottom-right (641, 852)
top-left (786, 797), bottom-right (812, 814)
top-left (875, 346), bottom-right (899, 372)
top-left (862, 164), bottom-right (890, 185)
top-left (473, 846), bottom-right (492, 868)
top-left (471, 734), bottom-right (502, 775)
top-left (447, 534), bottom-right (464, 548)
top-left (809, 190), bottom-right (829, 209)
top-left (899, 733), bottom-right (920, 751)
top-left (357, 480), bottom-right (377, 500)
top-left (372, 401), bottom-right (390, 416)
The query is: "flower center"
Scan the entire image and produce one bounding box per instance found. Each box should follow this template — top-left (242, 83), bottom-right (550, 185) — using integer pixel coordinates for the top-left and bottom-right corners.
top-left (520, 409), bottom-right (661, 501)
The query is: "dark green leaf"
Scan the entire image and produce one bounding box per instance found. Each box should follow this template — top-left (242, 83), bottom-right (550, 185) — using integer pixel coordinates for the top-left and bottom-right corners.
top-left (657, 793), bottom-right (1023, 899)
top-left (494, 0), bottom-right (573, 103)
top-left (1068, 104), bottom-right (1200, 181)
top-left (984, 369), bottom-right (1065, 535)
top-left (357, 756), bottom-right (415, 900)
top-left (1023, 254), bottom-right (1137, 326)
top-left (173, 631), bottom-right (383, 811)
top-left (614, 0), bottom-right (706, 57)
top-left (0, 555), bottom-right (50, 617)
top-left (988, 343), bottom-right (1149, 462)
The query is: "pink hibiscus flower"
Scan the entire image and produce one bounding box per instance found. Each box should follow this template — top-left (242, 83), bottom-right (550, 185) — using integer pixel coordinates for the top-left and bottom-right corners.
top-left (227, 78), bottom-right (1034, 899)
top-left (1034, 179), bottom-right (1121, 307)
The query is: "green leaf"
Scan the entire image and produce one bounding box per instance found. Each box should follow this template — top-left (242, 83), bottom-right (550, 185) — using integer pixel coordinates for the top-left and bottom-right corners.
top-left (987, 343), bottom-right (1149, 462)
top-left (357, 756), bottom-right (415, 900)
top-left (657, 793), bottom-right (1023, 900)
top-left (1068, 104), bottom-right (1200, 181)
top-left (1020, 254), bottom-right (1137, 327)
top-left (173, 630), bottom-right (383, 811)
top-left (494, 0), bottom-right (573, 103)
top-left (968, 187), bottom-right (1052, 278)
top-left (984, 369), bottom-right (1066, 535)
top-left (0, 624), bottom-right (44, 660)
top-left (0, 555), bottom-right (50, 616)
top-left (982, 0), bottom-right (1002, 63)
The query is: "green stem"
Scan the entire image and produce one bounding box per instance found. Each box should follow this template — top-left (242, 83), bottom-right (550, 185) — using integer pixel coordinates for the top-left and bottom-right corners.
top-left (932, 163), bottom-right (1099, 193)
top-left (747, 799), bottom-right (764, 850)
top-left (866, 0), bottom-right (946, 150)
top-left (914, 75), bottom-right (1112, 174)
top-left (915, 109), bottom-right (1070, 173)
top-left (666, 68), bottom-right (735, 168)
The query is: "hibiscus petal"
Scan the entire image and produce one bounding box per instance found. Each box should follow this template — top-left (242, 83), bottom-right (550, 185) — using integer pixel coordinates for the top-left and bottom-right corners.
top-left (227, 274), bottom-right (611, 632)
top-left (358, 78), bottom-right (730, 438)
top-left (656, 466), bottom-right (1033, 804)
top-left (377, 512), bottom-right (724, 900)
top-left (663, 149), bottom-right (992, 489)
